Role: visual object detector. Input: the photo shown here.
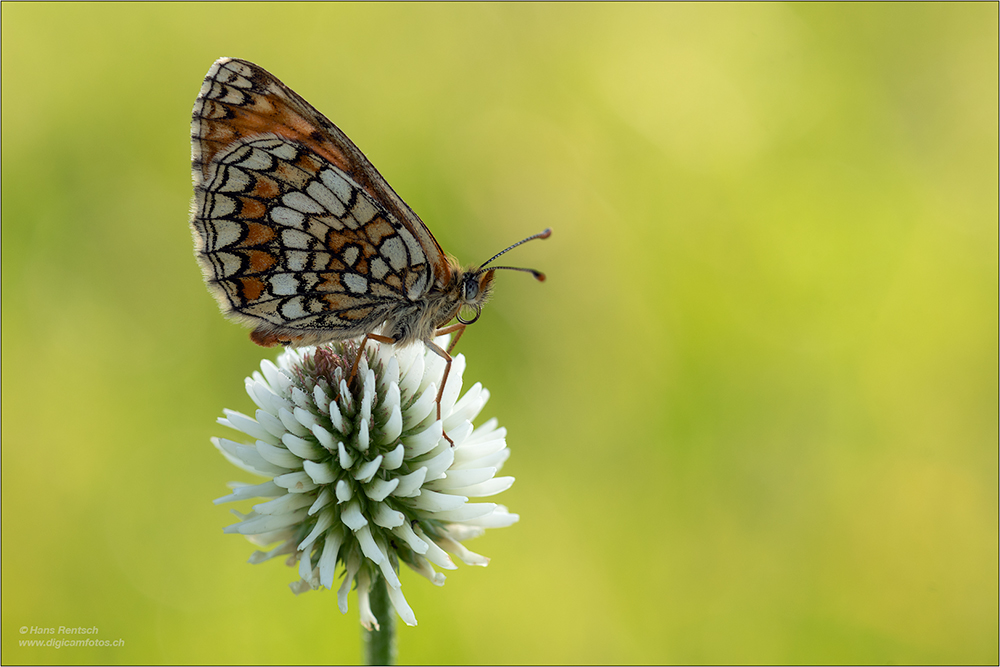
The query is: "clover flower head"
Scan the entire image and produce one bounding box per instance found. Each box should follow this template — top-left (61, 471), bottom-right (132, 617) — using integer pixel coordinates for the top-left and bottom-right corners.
top-left (212, 336), bottom-right (519, 628)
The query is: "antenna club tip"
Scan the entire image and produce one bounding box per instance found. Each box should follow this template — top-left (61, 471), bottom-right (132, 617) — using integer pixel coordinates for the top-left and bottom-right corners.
top-left (535, 271), bottom-right (547, 282)
top-left (540, 228), bottom-right (553, 239)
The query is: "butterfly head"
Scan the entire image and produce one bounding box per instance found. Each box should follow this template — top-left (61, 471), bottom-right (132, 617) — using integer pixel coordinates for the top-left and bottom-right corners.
top-left (452, 227), bottom-right (552, 326)
top-left (455, 269), bottom-right (496, 325)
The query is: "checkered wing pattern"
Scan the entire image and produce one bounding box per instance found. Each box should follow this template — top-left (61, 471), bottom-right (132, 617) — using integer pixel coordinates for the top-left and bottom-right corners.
top-left (190, 58), bottom-right (450, 345)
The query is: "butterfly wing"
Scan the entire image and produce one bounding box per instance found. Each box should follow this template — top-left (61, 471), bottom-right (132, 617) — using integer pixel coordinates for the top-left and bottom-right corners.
top-left (191, 58), bottom-right (450, 345)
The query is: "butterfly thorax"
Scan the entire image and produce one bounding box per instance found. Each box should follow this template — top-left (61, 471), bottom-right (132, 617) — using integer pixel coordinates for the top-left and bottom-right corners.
top-left (381, 259), bottom-right (495, 346)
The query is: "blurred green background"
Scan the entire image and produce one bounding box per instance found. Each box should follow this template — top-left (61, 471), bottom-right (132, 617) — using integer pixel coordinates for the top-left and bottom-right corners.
top-left (2, 2), bottom-right (997, 664)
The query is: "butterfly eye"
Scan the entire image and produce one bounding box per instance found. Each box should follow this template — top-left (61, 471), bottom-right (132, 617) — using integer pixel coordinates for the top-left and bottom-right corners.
top-left (463, 278), bottom-right (480, 303)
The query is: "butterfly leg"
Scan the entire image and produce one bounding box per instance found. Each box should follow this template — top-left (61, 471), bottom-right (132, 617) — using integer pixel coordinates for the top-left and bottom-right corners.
top-left (426, 323), bottom-right (468, 446)
top-left (348, 332), bottom-right (397, 388)
top-left (423, 340), bottom-right (456, 446)
top-left (438, 323), bottom-right (467, 355)
top-left (431, 322), bottom-right (469, 409)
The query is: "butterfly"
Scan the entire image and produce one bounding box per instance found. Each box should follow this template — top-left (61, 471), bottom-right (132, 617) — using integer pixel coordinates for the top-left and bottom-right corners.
top-left (190, 57), bottom-right (549, 427)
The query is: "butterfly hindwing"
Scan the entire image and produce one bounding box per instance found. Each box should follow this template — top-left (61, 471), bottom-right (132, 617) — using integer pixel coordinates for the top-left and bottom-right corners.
top-left (191, 58), bottom-right (450, 281)
top-left (191, 58), bottom-right (445, 344)
top-left (194, 132), bottom-right (440, 338)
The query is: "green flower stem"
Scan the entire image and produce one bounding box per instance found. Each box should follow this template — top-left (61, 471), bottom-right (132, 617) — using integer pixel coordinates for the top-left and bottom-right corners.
top-left (363, 576), bottom-right (396, 666)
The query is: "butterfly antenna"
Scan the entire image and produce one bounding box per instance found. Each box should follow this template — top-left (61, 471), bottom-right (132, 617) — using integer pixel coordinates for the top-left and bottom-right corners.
top-left (476, 228), bottom-right (552, 281)
top-left (485, 266), bottom-right (547, 281)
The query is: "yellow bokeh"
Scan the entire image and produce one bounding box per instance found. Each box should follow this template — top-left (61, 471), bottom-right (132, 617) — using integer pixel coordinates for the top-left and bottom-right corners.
top-left (2, 3), bottom-right (996, 664)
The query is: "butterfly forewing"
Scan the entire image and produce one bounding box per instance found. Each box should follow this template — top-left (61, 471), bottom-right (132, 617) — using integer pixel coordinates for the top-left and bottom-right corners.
top-left (191, 58), bottom-right (449, 345)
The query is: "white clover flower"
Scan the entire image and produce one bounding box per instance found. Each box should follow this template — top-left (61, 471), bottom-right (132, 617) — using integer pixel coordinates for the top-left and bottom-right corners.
top-left (212, 336), bottom-right (519, 628)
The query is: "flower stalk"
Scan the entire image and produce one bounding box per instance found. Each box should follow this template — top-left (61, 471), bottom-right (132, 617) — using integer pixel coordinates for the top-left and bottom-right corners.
top-left (363, 575), bottom-right (396, 665)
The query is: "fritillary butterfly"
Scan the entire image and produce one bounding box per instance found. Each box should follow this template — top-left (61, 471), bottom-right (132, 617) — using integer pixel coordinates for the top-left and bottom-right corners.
top-left (190, 57), bottom-right (549, 423)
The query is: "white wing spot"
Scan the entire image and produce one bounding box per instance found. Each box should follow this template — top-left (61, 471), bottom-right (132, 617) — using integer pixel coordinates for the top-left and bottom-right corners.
top-left (398, 227), bottom-right (425, 264)
top-left (236, 147), bottom-right (273, 171)
top-left (218, 168), bottom-right (251, 193)
top-left (307, 181), bottom-right (346, 216)
top-left (218, 144), bottom-right (248, 164)
top-left (254, 137), bottom-right (285, 150)
top-left (271, 207), bottom-right (305, 229)
top-left (217, 88), bottom-right (247, 105)
top-left (314, 215), bottom-right (344, 232)
top-left (225, 60), bottom-right (255, 81)
top-left (311, 252), bottom-right (331, 270)
top-left (270, 273), bottom-right (300, 296)
top-left (208, 218), bottom-right (241, 250)
top-left (270, 141), bottom-right (299, 161)
top-left (343, 246), bottom-right (360, 266)
top-left (407, 270), bottom-right (429, 300)
top-left (283, 192), bottom-right (326, 214)
top-left (343, 273), bottom-right (369, 294)
top-left (370, 257), bottom-right (390, 280)
top-left (206, 81), bottom-right (226, 100)
top-left (208, 194), bottom-right (237, 218)
top-left (280, 297), bottom-right (308, 320)
top-left (352, 195), bottom-right (378, 224)
top-left (286, 251), bottom-right (309, 271)
top-left (215, 252), bottom-right (242, 278)
top-left (380, 236), bottom-right (407, 271)
top-left (320, 168), bottom-right (353, 203)
top-left (282, 229), bottom-right (314, 249)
